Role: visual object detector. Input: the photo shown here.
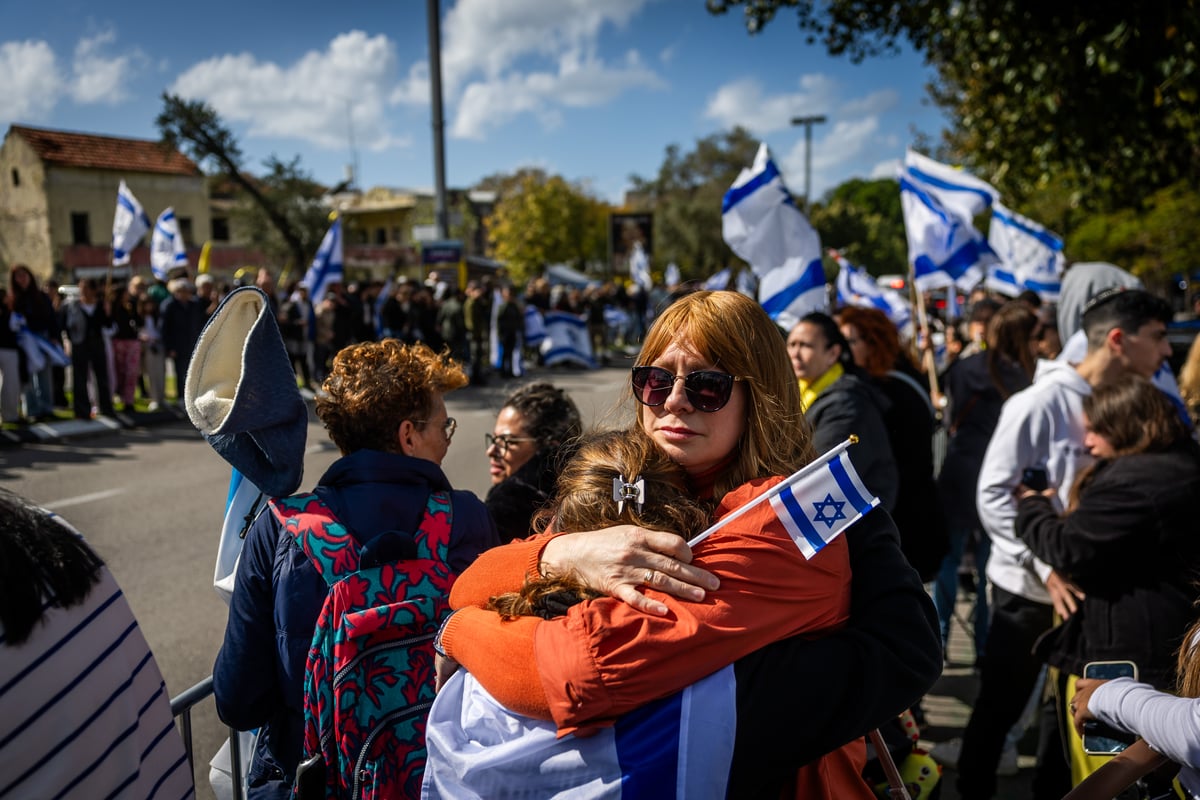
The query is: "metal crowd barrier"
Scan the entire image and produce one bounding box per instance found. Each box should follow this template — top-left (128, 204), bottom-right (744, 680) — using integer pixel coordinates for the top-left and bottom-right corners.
top-left (170, 674), bottom-right (245, 800)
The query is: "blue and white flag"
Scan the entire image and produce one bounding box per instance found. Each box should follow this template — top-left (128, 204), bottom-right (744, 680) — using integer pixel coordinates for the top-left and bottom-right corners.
top-left (302, 217), bottom-right (343, 305)
top-left (690, 438), bottom-right (878, 561)
top-left (831, 250), bottom-right (912, 337)
top-left (424, 665), bottom-right (736, 799)
top-left (735, 268), bottom-right (757, 299)
top-left (664, 262), bottom-right (681, 287)
top-left (150, 208), bottom-right (189, 281)
top-left (899, 150), bottom-right (998, 292)
top-left (987, 201), bottom-right (1064, 301)
top-left (540, 311), bottom-right (595, 369)
top-left (112, 180), bottom-right (151, 266)
top-left (373, 277), bottom-right (393, 338)
top-left (524, 305), bottom-right (547, 348)
top-left (703, 268), bottom-right (732, 292)
top-left (722, 143), bottom-right (826, 330)
top-left (629, 242), bottom-right (652, 291)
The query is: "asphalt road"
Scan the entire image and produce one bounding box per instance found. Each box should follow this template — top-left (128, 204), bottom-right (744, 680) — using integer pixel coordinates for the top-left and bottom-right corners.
top-left (0, 363), bottom-right (633, 797)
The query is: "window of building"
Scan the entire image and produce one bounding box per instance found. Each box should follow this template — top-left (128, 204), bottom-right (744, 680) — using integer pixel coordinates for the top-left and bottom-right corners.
top-left (70, 212), bottom-right (89, 245)
top-left (390, 226), bottom-right (401, 244)
top-left (212, 216), bottom-right (230, 242)
top-left (374, 227), bottom-right (387, 245)
top-left (178, 217), bottom-right (194, 244)
top-left (10, 168), bottom-right (18, 187)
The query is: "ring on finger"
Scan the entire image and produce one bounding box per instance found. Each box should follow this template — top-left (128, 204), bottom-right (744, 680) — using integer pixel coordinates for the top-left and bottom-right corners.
top-left (1069, 702), bottom-right (1077, 714)
top-left (643, 569), bottom-right (654, 586)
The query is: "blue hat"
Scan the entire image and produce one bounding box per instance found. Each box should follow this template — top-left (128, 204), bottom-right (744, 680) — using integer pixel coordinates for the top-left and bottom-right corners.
top-left (185, 286), bottom-right (307, 497)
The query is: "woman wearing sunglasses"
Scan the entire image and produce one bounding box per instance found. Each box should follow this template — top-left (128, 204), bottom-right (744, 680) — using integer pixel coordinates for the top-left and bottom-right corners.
top-left (433, 291), bottom-right (940, 797)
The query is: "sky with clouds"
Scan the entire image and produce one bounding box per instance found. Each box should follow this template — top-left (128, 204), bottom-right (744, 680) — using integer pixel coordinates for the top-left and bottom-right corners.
top-left (1, 0), bottom-right (945, 204)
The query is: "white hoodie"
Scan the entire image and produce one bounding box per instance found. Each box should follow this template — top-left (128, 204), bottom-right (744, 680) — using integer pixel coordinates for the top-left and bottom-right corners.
top-left (976, 359), bottom-right (1094, 603)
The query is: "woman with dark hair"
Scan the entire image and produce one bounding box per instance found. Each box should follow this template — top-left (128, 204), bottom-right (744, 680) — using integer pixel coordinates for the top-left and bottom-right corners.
top-left (838, 306), bottom-right (947, 581)
top-left (0, 489), bottom-right (193, 797)
top-left (787, 311), bottom-right (899, 510)
top-left (932, 301), bottom-right (1040, 659)
top-left (1017, 374), bottom-right (1200, 786)
top-left (7, 265), bottom-right (57, 420)
top-left (484, 381), bottom-right (583, 543)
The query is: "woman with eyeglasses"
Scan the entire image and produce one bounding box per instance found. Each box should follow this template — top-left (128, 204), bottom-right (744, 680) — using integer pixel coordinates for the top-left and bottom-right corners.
top-left (432, 291), bottom-right (940, 797)
top-left (212, 340), bottom-right (498, 799)
top-left (484, 381), bottom-right (583, 543)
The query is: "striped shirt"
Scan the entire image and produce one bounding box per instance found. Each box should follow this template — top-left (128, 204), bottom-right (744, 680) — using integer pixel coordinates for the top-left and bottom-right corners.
top-left (0, 565), bottom-right (195, 799)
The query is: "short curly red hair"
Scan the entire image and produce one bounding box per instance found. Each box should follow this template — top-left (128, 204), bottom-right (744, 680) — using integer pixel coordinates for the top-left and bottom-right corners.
top-left (315, 339), bottom-right (467, 455)
top-left (836, 306), bottom-right (902, 378)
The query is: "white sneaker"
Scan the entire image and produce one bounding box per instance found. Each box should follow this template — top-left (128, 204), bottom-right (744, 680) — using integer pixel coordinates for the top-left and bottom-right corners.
top-left (929, 738), bottom-right (1019, 776)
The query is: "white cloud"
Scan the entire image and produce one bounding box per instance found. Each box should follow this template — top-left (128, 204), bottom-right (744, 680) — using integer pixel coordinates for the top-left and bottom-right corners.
top-left (390, 61), bottom-right (429, 106)
top-left (839, 89), bottom-right (899, 118)
top-left (0, 40), bottom-right (63, 122)
top-left (703, 74), bottom-right (839, 134)
top-left (71, 28), bottom-right (138, 104)
top-left (439, 0), bottom-right (665, 139)
top-left (171, 31), bottom-right (412, 153)
top-left (870, 158), bottom-right (901, 179)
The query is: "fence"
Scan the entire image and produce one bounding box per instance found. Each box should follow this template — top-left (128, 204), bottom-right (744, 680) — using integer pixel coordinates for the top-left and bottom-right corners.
top-left (170, 674), bottom-right (245, 800)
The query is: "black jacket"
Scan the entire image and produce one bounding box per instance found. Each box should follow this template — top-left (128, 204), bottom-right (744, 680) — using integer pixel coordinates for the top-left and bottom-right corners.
top-left (1017, 440), bottom-right (1200, 688)
top-left (728, 508), bottom-right (942, 796)
top-left (485, 444), bottom-right (577, 544)
top-left (805, 368), bottom-right (899, 511)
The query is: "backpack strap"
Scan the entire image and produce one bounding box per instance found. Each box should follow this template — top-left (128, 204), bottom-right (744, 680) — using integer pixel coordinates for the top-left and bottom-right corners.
top-left (270, 492), bottom-right (360, 587)
top-left (411, 490), bottom-right (454, 563)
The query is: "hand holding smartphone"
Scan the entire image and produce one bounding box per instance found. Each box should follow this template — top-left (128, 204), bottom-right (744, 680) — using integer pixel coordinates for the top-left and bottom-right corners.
top-left (1080, 661), bottom-right (1139, 755)
top-left (1020, 467), bottom-right (1049, 492)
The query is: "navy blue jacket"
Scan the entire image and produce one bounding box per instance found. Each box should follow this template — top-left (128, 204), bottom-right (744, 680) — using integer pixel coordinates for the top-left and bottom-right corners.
top-left (213, 449), bottom-right (499, 798)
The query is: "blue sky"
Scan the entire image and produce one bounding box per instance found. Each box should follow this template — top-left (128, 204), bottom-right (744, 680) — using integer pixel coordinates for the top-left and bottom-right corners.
top-left (1, 0), bottom-right (947, 204)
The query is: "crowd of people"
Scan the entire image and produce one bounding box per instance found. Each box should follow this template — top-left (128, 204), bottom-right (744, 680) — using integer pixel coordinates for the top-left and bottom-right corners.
top-left (9, 255), bottom-right (1200, 799)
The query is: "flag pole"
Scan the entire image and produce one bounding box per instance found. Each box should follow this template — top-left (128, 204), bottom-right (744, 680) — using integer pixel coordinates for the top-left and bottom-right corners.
top-left (909, 269), bottom-right (941, 404)
top-left (687, 436), bottom-right (858, 548)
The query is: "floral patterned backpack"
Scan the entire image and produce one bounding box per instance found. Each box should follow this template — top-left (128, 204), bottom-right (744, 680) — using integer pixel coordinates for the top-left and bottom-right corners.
top-left (271, 491), bottom-right (454, 800)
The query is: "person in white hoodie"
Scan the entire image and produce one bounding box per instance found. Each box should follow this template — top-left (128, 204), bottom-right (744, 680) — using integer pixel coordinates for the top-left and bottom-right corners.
top-left (953, 287), bottom-right (1173, 800)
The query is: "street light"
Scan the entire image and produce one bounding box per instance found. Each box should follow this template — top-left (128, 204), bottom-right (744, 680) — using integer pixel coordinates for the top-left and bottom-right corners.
top-left (790, 115), bottom-right (827, 212)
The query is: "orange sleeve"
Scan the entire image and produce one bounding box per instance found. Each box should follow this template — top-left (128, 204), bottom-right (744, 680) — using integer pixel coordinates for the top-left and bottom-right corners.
top-left (439, 606), bottom-right (551, 718)
top-left (535, 477), bottom-right (852, 733)
top-left (448, 531), bottom-right (564, 610)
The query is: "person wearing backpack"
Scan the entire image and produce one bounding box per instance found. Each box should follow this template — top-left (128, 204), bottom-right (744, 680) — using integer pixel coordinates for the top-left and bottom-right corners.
top-left (213, 339), bottom-right (499, 800)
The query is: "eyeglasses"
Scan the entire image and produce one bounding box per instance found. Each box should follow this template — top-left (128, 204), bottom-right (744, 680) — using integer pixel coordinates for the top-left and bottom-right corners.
top-left (485, 433), bottom-right (538, 455)
top-left (631, 366), bottom-right (741, 413)
top-left (414, 417), bottom-right (457, 442)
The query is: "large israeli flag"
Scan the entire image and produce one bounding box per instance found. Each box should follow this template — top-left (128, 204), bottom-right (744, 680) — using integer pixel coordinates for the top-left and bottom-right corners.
top-left (831, 250), bottom-right (912, 337)
top-left (987, 202), bottom-right (1064, 301)
top-left (540, 311), bottom-right (595, 369)
top-left (423, 665), bottom-right (736, 799)
top-left (723, 143), bottom-right (826, 330)
top-left (150, 208), bottom-right (189, 280)
top-left (899, 150), bottom-right (998, 292)
top-left (112, 180), bottom-right (151, 266)
top-left (735, 268), bottom-right (757, 298)
top-left (301, 218), bottom-right (343, 305)
top-left (629, 242), bottom-right (652, 291)
top-left (524, 305), bottom-right (547, 349)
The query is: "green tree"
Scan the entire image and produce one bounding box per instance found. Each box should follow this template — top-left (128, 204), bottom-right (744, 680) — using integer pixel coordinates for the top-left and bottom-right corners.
top-left (628, 127), bottom-right (760, 280)
top-left (485, 173), bottom-right (609, 284)
top-left (225, 156), bottom-right (331, 275)
top-left (157, 93), bottom-right (316, 269)
top-left (706, 2), bottom-right (1200, 212)
top-left (809, 178), bottom-right (907, 275)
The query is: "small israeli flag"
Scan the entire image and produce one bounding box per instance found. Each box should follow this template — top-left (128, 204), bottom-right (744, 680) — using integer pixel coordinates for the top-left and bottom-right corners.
top-left (899, 150), bottom-right (998, 292)
top-left (723, 143), bottom-right (827, 330)
top-left (524, 304), bottom-right (547, 348)
top-left (987, 202), bottom-right (1064, 301)
top-left (703, 267), bottom-right (732, 292)
top-left (629, 242), bottom-right (652, 291)
top-left (831, 250), bottom-right (912, 337)
top-left (735, 268), bottom-right (757, 298)
top-left (112, 179), bottom-right (151, 266)
top-left (302, 217), bottom-right (343, 305)
top-left (540, 311), bottom-right (595, 369)
top-left (150, 208), bottom-right (189, 280)
top-left (689, 438), bottom-right (878, 560)
top-left (664, 261), bottom-right (681, 287)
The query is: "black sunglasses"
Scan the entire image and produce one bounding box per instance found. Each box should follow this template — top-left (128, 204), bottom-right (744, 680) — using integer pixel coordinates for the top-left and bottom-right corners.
top-left (631, 366), bottom-right (740, 413)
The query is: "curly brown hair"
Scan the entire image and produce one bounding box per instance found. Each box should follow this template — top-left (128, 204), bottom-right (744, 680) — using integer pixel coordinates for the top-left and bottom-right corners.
top-left (488, 428), bottom-right (712, 619)
top-left (315, 339), bottom-right (467, 455)
top-left (836, 306), bottom-right (903, 378)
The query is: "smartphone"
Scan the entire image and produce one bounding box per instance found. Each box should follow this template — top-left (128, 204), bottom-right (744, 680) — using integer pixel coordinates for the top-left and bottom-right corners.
top-left (1020, 467), bottom-right (1048, 491)
top-left (293, 753), bottom-right (326, 800)
top-left (1081, 661), bottom-right (1138, 755)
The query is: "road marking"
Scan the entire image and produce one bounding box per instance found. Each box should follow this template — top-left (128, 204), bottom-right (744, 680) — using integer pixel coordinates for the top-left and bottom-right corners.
top-left (42, 487), bottom-right (127, 509)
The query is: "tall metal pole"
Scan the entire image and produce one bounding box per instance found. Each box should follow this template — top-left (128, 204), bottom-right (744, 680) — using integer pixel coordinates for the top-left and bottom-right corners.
top-left (790, 115), bottom-right (827, 212)
top-left (427, 0), bottom-right (449, 240)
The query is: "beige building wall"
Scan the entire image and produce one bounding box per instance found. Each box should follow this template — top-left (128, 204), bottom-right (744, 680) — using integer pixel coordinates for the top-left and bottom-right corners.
top-left (0, 134), bottom-right (52, 278)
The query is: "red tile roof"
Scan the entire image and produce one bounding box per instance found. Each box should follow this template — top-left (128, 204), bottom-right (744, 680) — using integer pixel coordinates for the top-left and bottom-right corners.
top-left (8, 124), bottom-right (201, 177)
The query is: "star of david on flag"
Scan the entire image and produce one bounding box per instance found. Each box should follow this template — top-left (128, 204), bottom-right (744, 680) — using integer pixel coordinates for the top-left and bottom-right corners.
top-left (688, 437), bottom-right (879, 560)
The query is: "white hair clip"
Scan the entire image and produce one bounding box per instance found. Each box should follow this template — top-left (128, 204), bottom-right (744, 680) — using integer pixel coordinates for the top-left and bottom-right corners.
top-left (613, 474), bottom-right (645, 516)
